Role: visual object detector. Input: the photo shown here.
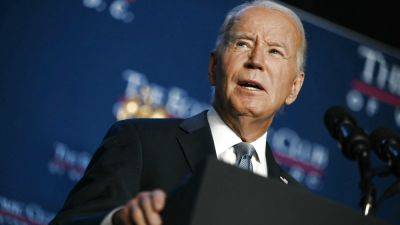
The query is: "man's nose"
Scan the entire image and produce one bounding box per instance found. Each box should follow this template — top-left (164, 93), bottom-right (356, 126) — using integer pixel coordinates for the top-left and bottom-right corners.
top-left (245, 45), bottom-right (265, 71)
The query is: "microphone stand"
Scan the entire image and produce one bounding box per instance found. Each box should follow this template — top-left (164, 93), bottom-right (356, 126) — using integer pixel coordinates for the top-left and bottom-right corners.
top-left (371, 166), bottom-right (400, 214)
top-left (377, 179), bottom-right (400, 206)
top-left (345, 129), bottom-right (377, 216)
top-left (356, 146), bottom-right (376, 216)
top-left (323, 106), bottom-right (398, 216)
top-left (358, 157), bottom-right (400, 215)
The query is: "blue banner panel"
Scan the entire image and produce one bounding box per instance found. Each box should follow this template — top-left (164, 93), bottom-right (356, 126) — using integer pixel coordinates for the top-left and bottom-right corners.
top-left (1, 0), bottom-right (399, 224)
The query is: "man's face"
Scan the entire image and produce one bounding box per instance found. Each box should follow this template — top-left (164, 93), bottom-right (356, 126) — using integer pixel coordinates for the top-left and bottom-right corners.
top-left (209, 7), bottom-right (304, 121)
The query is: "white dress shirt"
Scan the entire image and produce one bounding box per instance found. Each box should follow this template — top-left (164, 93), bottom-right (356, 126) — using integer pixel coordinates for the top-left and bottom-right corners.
top-left (207, 107), bottom-right (268, 178)
top-left (101, 108), bottom-right (269, 224)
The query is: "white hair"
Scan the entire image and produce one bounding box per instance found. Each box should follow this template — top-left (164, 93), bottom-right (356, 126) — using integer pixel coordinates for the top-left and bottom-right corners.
top-left (215, 0), bottom-right (307, 71)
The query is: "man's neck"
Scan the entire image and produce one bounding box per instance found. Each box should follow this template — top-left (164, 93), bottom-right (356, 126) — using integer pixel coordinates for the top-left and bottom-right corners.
top-left (213, 105), bottom-right (273, 142)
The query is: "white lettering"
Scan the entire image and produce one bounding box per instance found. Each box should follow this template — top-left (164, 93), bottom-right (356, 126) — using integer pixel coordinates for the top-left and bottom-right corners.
top-left (358, 45), bottom-right (400, 97)
top-left (123, 70), bottom-right (148, 99)
top-left (271, 127), bottom-right (329, 169)
top-left (346, 90), bottom-right (364, 112)
top-left (366, 97), bottom-right (379, 117)
top-left (388, 65), bottom-right (400, 96)
top-left (358, 46), bottom-right (388, 89)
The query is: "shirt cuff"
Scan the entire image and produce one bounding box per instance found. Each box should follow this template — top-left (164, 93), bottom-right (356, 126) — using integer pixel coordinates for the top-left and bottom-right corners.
top-left (100, 206), bottom-right (124, 225)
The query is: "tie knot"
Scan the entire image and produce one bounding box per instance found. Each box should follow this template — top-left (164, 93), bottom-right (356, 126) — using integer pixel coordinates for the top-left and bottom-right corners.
top-left (233, 142), bottom-right (256, 158)
top-left (233, 142), bottom-right (257, 171)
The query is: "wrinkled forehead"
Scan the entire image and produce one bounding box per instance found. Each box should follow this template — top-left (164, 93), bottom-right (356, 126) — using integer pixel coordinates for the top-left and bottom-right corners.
top-left (228, 7), bottom-right (302, 50)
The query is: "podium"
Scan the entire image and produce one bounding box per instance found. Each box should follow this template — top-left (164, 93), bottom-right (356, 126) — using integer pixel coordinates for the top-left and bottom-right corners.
top-left (163, 157), bottom-right (390, 225)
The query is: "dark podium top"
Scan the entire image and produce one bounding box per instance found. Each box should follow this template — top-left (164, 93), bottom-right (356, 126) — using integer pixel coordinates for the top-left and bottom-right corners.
top-left (163, 157), bottom-right (391, 225)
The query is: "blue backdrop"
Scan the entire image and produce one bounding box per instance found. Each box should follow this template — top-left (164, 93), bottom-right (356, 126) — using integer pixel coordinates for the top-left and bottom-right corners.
top-left (1, 0), bottom-right (399, 224)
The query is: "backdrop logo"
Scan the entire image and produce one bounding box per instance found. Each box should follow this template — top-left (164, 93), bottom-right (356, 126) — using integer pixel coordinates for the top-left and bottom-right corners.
top-left (268, 127), bottom-right (330, 190)
top-left (0, 196), bottom-right (54, 225)
top-left (48, 142), bottom-right (91, 181)
top-left (82, 0), bottom-right (136, 23)
top-left (113, 69), bottom-right (210, 120)
top-left (346, 45), bottom-right (400, 127)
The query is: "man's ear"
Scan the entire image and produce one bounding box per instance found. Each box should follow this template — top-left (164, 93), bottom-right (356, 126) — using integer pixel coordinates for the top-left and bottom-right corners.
top-left (285, 72), bottom-right (304, 105)
top-left (208, 52), bottom-right (217, 86)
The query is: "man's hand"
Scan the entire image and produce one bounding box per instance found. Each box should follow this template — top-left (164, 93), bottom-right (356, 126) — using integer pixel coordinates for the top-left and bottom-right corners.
top-left (112, 189), bottom-right (167, 225)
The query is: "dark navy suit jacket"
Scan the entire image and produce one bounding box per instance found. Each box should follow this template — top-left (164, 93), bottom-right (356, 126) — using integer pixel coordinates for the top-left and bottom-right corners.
top-left (50, 111), bottom-right (303, 225)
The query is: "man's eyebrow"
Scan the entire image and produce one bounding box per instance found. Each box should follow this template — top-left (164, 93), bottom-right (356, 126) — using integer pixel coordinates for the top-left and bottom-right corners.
top-left (229, 33), bottom-right (255, 41)
top-left (267, 41), bottom-right (288, 52)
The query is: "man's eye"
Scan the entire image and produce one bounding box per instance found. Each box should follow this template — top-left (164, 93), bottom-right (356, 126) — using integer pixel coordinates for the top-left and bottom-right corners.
top-left (269, 49), bottom-right (283, 56)
top-left (235, 41), bottom-right (249, 48)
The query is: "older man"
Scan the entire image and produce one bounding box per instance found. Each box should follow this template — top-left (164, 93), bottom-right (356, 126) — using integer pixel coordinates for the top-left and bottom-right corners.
top-left (50, 0), bottom-right (306, 225)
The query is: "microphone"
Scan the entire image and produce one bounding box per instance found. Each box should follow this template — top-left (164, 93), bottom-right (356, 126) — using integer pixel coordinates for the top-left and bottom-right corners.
top-left (324, 106), bottom-right (371, 162)
top-left (324, 106), bottom-right (375, 215)
top-left (370, 128), bottom-right (400, 208)
top-left (370, 127), bottom-right (400, 177)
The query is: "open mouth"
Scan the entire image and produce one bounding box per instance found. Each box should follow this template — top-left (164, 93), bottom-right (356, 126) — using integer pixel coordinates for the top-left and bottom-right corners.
top-left (237, 80), bottom-right (264, 91)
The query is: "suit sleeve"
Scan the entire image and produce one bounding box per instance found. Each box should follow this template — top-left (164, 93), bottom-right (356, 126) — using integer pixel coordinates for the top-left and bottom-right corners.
top-left (49, 120), bottom-right (143, 225)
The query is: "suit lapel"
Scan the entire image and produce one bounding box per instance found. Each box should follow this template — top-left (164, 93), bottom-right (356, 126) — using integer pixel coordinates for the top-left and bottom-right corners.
top-left (265, 142), bottom-right (295, 186)
top-left (177, 111), bottom-right (216, 172)
top-left (176, 111), bottom-right (291, 185)
top-left (265, 142), bottom-right (283, 180)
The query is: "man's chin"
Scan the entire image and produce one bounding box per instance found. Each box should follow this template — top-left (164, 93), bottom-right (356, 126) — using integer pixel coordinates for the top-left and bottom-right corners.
top-left (230, 104), bottom-right (269, 118)
top-left (215, 97), bottom-right (270, 118)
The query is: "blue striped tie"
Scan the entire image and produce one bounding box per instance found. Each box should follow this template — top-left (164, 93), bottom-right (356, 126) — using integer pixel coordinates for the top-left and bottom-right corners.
top-left (233, 142), bottom-right (256, 172)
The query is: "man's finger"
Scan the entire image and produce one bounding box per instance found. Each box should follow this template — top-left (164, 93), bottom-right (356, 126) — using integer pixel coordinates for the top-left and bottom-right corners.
top-left (128, 199), bottom-right (146, 225)
top-left (112, 208), bottom-right (130, 225)
top-left (139, 193), bottom-right (162, 225)
top-left (151, 189), bottom-right (166, 212)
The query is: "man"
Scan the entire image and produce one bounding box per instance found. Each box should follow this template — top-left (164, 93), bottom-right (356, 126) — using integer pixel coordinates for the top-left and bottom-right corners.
top-left (50, 0), bottom-right (306, 224)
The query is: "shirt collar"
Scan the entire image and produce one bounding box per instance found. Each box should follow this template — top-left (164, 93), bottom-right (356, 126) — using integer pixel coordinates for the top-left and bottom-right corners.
top-left (207, 107), bottom-right (267, 161)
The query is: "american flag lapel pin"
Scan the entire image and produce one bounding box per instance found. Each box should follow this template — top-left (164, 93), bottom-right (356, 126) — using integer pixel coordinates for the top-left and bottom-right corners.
top-left (280, 176), bottom-right (288, 184)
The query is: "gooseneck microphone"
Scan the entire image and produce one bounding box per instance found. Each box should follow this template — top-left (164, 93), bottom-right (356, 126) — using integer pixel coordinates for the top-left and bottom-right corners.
top-left (370, 127), bottom-right (400, 206)
top-left (324, 106), bottom-right (375, 216)
top-left (370, 127), bottom-right (400, 177)
top-left (324, 106), bottom-right (371, 162)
